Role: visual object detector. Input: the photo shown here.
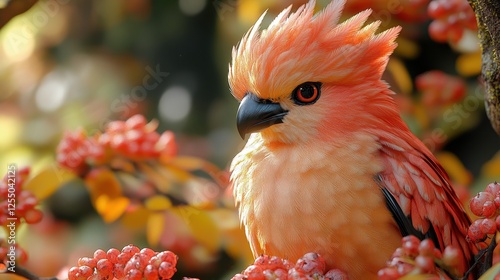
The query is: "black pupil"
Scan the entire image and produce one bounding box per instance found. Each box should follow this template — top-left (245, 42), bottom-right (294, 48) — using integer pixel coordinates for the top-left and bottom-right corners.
top-left (299, 84), bottom-right (314, 99)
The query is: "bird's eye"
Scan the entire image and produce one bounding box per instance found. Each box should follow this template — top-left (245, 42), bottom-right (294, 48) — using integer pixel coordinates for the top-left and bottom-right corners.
top-left (291, 82), bottom-right (321, 105)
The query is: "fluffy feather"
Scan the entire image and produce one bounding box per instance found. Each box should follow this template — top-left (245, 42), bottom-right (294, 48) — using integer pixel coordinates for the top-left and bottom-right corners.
top-left (229, 0), bottom-right (476, 279)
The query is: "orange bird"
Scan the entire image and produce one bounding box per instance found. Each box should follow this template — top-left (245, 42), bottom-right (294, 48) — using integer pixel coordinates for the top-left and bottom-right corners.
top-left (228, 0), bottom-right (476, 279)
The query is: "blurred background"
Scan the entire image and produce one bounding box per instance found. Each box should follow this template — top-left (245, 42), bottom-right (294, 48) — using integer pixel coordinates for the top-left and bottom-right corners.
top-left (0, 0), bottom-right (499, 279)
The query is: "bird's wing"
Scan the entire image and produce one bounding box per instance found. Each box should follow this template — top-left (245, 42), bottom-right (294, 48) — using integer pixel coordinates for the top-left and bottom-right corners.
top-left (376, 134), bottom-right (475, 273)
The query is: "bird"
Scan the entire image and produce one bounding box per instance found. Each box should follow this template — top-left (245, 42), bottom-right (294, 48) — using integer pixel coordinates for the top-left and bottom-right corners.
top-left (228, 0), bottom-right (476, 279)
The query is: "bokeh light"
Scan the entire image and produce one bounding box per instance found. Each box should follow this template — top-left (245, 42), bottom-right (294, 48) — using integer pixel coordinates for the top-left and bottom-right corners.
top-left (159, 85), bottom-right (192, 123)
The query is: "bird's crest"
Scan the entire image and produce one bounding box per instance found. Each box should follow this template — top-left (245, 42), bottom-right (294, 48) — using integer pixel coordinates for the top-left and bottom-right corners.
top-left (228, 0), bottom-right (401, 101)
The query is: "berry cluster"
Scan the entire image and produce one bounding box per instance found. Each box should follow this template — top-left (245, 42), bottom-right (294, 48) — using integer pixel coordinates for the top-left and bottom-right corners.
top-left (68, 245), bottom-right (178, 280)
top-left (56, 128), bottom-right (104, 175)
top-left (415, 70), bottom-right (466, 107)
top-left (0, 167), bottom-right (42, 226)
top-left (0, 240), bottom-right (28, 267)
top-left (427, 0), bottom-right (477, 43)
top-left (467, 182), bottom-right (500, 243)
top-left (57, 115), bottom-right (177, 175)
top-left (231, 252), bottom-right (349, 280)
top-left (378, 236), bottom-right (462, 279)
top-left (98, 114), bottom-right (177, 161)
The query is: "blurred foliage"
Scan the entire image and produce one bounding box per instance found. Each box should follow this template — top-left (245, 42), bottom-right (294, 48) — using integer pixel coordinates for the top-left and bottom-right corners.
top-left (0, 0), bottom-right (499, 279)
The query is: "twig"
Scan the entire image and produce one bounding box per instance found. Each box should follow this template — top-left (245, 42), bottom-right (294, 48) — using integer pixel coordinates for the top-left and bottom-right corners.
top-left (5, 265), bottom-right (59, 280)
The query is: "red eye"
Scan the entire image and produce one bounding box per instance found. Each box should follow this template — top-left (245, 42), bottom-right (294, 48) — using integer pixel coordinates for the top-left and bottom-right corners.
top-left (292, 82), bottom-right (321, 105)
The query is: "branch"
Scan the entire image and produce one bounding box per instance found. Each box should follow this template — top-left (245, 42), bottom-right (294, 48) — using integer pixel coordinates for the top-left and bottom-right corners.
top-left (6, 265), bottom-right (59, 280)
top-left (468, 0), bottom-right (500, 136)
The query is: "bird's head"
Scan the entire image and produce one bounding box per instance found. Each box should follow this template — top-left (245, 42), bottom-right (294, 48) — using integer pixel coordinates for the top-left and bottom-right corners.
top-left (229, 0), bottom-right (402, 146)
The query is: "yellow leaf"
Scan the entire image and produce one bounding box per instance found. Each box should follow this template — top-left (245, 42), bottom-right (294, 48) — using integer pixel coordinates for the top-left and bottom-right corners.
top-left (95, 195), bottom-right (130, 223)
top-left (388, 58), bottom-right (413, 94)
top-left (172, 206), bottom-right (220, 253)
top-left (121, 205), bottom-right (150, 229)
top-left (456, 51), bottom-right (482, 77)
top-left (414, 103), bottom-right (430, 130)
top-left (23, 164), bottom-right (75, 200)
top-left (395, 37), bottom-right (420, 59)
top-left (478, 262), bottom-right (500, 280)
top-left (145, 195), bottom-right (172, 211)
top-left (147, 212), bottom-right (164, 246)
top-left (436, 151), bottom-right (472, 186)
top-left (482, 151), bottom-right (500, 178)
top-left (238, 0), bottom-right (263, 25)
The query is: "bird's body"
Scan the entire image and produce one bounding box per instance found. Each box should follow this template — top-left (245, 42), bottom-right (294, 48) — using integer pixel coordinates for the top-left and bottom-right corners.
top-left (232, 132), bottom-right (401, 278)
top-left (228, 1), bottom-right (475, 278)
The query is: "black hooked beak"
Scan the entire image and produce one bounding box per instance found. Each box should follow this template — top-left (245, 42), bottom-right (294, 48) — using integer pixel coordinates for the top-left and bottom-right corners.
top-left (236, 93), bottom-right (288, 138)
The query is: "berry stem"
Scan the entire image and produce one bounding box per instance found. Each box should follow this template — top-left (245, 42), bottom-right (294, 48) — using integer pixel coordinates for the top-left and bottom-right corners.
top-left (6, 265), bottom-right (59, 280)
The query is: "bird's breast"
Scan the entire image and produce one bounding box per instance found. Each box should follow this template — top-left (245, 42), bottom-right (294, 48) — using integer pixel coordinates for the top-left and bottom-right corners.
top-left (231, 133), bottom-right (402, 279)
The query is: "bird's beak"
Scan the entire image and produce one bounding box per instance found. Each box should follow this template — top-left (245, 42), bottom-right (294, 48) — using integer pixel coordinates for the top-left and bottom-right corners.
top-left (236, 93), bottom-right (288, 138)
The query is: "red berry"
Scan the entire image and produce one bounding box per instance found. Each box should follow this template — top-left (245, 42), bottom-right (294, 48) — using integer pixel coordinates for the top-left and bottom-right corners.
top-left (158, 261), bottom-right (176, 279)
top-left (125, 114), bottom-right (147, 130)
top-left (443, 246), bottom-right (461, 268)
top-left (122, 244), bottom-right (140, 256)
top-left (68, 267), bottom-right (80, 280)
top-left (470, 192), bottom-right (495, 217)
top-left (125, 253), bottom-right (147, 273)
top-left (106, 248), bottom-right (120, 263)
top-left (294, 252), bottom-right (326, 274)
top-left (325, 268), bottom-right (350, 279)
top-left (78, 265), bottom-right (93, 278)
top-left (418, 239), bottom-right (436, 256)
top-left (143, 264), bottom-right (158, 280)
top-left (467, 219), bottom-right (487, 242)
top-left (481, 218), bottom-right (497, 234)
top-left (78, 257), bottom-right (97, 269)
top-left (96, 259), bottom-right (112, 274)
top-left (113, 263), bottom-right (125, 279)
top-left (140, 248), bottom-right (156, 259)
top-left (93, 249), bottom-right (107, 260)
top-left (402, 235), bottom-right (420, 257)
top-left (126, 268), bottom-right (142, 280)
top-left (378, 267), bottom-right (402, 280)
top-left (486, 182), bottom-right (500, 196)
top-left (415, 255), bottom-right (436, 273)
top-left (24, 209), bottom-right (43, 224)
top-left (156, 251), bottom-right (177, 267)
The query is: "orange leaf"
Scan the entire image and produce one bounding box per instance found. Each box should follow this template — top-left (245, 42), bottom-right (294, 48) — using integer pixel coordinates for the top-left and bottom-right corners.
top-left (95, 195), bottom-right (130, 223)
top-left (85, 168), bottom-right (129, 222)
top-left (145, 195), bottom-right (172, 211)
top-left (172, 206), bottom-right (220, 253)
top-left (85, 168), bottom-right (123, 204)
top-left (23, 164), bottom-right (75, 200)
top-left (147, 212), bottom-right (164, 246)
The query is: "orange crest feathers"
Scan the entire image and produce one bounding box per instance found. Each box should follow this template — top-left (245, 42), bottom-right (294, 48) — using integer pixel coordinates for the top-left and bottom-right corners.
top-left (228, 0), bottom-right (401, 101)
